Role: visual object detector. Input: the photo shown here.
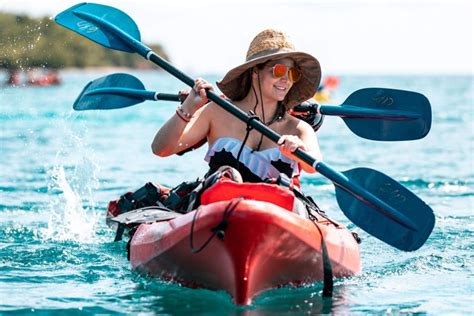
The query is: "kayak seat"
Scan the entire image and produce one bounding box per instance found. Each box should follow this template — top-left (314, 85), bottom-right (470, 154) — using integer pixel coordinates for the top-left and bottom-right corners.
top-left (200, 178), bottom-right (295, 212)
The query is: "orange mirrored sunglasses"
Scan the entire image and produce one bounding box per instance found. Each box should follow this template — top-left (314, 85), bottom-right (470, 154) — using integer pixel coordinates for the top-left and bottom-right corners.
top-left (271, 64), bottom-right (302, 82)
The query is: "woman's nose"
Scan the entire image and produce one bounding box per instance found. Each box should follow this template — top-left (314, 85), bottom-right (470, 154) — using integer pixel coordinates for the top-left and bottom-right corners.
top-left (279, 74), bottom-right (290, 82)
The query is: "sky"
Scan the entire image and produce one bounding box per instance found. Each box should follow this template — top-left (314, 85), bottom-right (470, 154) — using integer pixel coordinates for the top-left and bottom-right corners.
top-left (1, 0), bottom-right (472, 75)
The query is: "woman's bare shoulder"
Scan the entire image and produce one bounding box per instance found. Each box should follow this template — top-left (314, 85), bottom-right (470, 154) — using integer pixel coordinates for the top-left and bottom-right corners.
top-left (202, 101), bottom-right (237, 118)
top-left (283, 113), bottom-right (313, 135)
top-left (200, 101), bottom-right (221, 113)
top-left (196, 101), bottom-right (218, 117)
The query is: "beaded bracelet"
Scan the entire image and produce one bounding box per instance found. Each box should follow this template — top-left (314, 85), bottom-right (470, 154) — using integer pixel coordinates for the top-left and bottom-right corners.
top-left (175, 109), bottom-right (190, 122)
top-left (175, 105), bottom-right (193, 123)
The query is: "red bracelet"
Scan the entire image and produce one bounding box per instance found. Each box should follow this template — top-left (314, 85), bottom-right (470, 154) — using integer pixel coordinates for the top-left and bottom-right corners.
top-left (175, 109), bottom-right (190, 122)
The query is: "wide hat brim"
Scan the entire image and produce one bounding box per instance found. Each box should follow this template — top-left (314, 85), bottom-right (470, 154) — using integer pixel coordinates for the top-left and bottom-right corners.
top-left (217, 50), bottom-right (321, 108)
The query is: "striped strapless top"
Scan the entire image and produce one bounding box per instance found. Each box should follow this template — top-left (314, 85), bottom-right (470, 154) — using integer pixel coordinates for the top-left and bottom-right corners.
top-left (204, 137), bottom-right (300, 182)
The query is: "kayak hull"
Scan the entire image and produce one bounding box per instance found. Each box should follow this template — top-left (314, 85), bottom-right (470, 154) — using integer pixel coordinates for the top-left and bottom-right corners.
top-left (130, 198), bottom-right (360, 305)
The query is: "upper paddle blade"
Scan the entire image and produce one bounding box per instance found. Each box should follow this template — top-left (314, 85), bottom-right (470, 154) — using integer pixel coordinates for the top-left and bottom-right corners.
top-left (74, 73), bottom-right (146, 110)
top-left (341, 88), bottom-right (432, 141)
top-left (335, 167), bottom-right (435, 251)
top-left (55, 2), bottom-right (140, 53)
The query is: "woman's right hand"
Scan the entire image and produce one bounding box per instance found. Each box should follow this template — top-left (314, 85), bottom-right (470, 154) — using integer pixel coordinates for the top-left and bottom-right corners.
top-left (152, 78), bottom-right (214, 157)
top-left (181, 78), bottom-right (214, 115)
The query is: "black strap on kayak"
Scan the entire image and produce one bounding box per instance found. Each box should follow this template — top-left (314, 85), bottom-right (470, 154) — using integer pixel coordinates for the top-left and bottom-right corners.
top-left (274, 173), bottom-right (334, 296)
top-left (309, 213), bottom-right (334, 297)
top-left (189, 198), bottom-right (243, 253)
top-left (185, 167), bottom-right (242, 213)
top-left (184, 173), bottom-right (222, 213)
top-left (117, 182), bottom-right (162, 214)
top-left (114, 224), bottom-right (126, 242)
top-left (293, 186), bottom-right (341, 228)
top-left (126, 226), bottom-right (138, 261)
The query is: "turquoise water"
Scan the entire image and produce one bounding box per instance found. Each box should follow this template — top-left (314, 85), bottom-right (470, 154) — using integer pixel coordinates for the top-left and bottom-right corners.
top-left (0, 71), bottom-right (472, 314)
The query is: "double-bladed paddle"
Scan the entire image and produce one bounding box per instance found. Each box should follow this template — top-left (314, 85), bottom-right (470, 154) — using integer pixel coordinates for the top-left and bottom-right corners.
top-left (74, 73), bottom-right (431, 141)
top-left (56, 2), bottom-right (435, 251)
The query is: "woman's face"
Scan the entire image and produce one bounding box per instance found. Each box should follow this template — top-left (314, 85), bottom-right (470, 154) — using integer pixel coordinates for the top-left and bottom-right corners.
top-left (256, 58), bottom-right (295, 102)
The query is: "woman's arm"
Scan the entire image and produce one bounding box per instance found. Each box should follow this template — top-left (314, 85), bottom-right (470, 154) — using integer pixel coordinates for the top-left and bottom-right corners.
top-left (151, 79), bottom-right (214, 157)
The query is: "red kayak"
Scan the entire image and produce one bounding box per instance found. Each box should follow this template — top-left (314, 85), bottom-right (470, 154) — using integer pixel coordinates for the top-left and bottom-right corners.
top-left (126, 179), bottom-right (361, 305)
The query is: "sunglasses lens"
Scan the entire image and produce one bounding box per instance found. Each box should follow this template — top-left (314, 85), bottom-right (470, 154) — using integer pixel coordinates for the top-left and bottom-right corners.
top-left (289, 68), bottom-right (301, 82)
top-left (272, 64), bottom-right (301, 82)
top-left (272, 64), bottom-right (288, 78)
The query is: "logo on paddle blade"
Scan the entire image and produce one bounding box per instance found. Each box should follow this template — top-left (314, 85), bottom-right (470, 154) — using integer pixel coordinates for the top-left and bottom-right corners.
top-left (372, 92), bottom-right (394, 107)
top-left (378, 182), bottom-right (407, 204)
top-left (76, 21), bottom-right (98, 33)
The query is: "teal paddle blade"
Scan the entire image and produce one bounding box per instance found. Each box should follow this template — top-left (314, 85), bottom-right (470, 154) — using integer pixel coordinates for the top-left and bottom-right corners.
top-left (55, 2), bottom-right (140, 53)
top-left (74, 73), bottom-right (147, 110)
top-left (342, 88), bottom-right (432, 141)
top-left (335, 167), bottom-right (435, 251)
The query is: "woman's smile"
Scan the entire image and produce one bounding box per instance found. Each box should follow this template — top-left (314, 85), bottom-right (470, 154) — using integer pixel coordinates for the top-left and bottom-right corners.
top-left (272, 80), bottom-right (291, 99)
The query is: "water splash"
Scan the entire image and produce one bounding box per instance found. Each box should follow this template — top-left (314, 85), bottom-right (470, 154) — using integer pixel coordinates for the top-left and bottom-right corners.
top-left (40, 117), bottom-right (105, 243)
top-left (41, 165), bottom-right (100, 243)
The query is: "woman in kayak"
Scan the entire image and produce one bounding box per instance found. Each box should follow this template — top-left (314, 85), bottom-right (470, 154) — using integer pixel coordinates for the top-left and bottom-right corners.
top-left (152, 29), bottom-right (323, 184)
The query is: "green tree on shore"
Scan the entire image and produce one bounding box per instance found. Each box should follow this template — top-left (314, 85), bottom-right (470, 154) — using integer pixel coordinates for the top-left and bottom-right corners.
top-left (0, 12), bottom-right (169, 70)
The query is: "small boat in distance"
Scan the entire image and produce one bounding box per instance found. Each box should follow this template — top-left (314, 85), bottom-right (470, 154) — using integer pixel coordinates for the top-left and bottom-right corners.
top-left (314, 75), bottom-right (340, 103)
top-left (4, 68), bottom-right (62, 87)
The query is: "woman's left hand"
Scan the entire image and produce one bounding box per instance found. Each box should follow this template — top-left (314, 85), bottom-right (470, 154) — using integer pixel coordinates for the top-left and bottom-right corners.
top-left (278, 134), bottom-right (317, 173)
top-left (277, 135), bottom-right (307, 157)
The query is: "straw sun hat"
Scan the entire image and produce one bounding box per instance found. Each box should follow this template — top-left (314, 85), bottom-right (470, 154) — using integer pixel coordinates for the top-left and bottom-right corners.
top-left (216, 29), bottom-right (321, 108)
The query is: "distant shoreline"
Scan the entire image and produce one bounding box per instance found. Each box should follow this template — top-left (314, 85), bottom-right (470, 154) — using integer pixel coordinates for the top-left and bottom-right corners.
top-left (1, 68), bottom-right (471, 79)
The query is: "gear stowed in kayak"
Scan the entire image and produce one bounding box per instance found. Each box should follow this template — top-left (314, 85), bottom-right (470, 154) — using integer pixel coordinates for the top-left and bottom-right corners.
top-left (106, 167), bottom-right (361, 305)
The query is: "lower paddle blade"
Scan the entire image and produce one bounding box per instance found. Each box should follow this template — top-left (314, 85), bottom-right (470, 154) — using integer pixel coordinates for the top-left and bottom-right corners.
top-left (73, 73), bottom-right (146, 110)
top-left (335, 167), bottom-right (435, 251)
top-left (342, 88), bottom-right (431, 141)
top-left (55, 3), bottom-right (140, 53)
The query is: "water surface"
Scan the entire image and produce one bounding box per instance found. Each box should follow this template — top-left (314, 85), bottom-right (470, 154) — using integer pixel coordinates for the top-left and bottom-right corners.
top-left (1, 71), bottom-right (472, 314)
